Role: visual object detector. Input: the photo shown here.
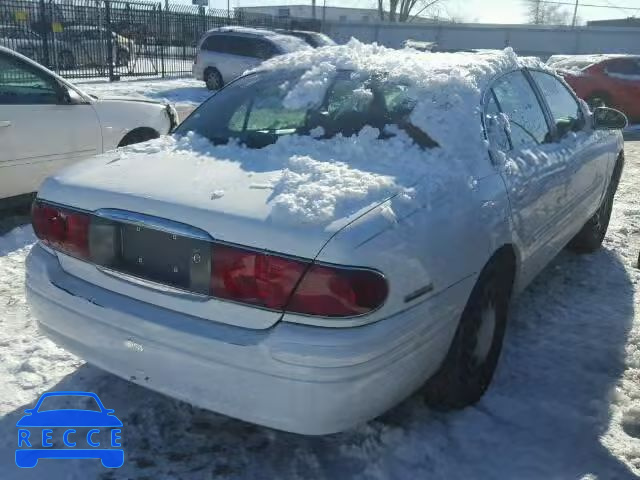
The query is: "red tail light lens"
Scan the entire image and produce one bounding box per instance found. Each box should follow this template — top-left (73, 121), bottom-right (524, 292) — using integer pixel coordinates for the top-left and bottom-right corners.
top-left (211, 244), bottom-right (388, 317)
top-left (287, 264), bottom-right (388, 317)
top-left (32, 202), bottom-right (90, 259)
top-left (211, 244), bottom-right (308, 310)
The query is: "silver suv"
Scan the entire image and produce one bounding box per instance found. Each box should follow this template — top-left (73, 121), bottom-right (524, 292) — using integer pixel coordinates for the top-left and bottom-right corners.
top-left (192, 27), bottom-right (309, 90)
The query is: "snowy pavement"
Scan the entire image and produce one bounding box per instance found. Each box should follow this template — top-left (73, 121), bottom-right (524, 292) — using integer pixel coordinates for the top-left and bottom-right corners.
top-left (0, 144), bottom-right (639, 478)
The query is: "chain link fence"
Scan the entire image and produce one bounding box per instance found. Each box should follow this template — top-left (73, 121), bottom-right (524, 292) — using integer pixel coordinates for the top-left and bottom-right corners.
top-left (0, 0), bottom-right (319, 80)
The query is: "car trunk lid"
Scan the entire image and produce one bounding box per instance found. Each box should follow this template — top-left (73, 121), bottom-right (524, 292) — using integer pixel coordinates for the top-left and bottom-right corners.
top-left (36, 146), bottom-right (370, 329)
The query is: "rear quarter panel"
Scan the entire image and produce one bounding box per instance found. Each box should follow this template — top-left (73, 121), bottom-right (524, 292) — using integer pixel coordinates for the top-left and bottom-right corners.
top-left (285, 163), bottom-right (512, 328)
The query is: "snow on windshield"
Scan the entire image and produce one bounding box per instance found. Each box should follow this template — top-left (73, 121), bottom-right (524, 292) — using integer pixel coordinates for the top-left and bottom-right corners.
top-left (115, 42), bottom-right (552, 228)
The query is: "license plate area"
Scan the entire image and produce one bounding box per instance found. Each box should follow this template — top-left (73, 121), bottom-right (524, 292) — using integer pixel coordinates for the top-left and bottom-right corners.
top-left (89, 219), bottom-right (211, 295)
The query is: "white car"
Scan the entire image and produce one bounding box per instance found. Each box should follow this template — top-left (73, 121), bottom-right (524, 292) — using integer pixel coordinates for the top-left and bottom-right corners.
top-left (26, 44), bottom-right (626, 435)
top-left (0, 46), bottom-right (178, 201)
top-left (192, 26), bottom-right (310, 90)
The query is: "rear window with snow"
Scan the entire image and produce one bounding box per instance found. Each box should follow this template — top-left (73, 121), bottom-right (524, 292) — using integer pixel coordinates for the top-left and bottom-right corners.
top-left (176, 69), bottom-right (430, 149)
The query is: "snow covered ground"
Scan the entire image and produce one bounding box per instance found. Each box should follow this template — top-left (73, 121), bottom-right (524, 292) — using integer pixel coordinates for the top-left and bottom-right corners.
top-left (0, 138), bottom-right (638, 478)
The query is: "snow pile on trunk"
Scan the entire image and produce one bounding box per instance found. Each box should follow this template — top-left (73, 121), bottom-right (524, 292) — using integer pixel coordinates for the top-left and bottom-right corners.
top-left (122, 126), bottom-right (444, 226)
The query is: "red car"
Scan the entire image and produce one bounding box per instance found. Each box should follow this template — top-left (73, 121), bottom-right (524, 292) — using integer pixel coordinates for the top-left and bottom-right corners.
top-left (550, 55), bottom-right (640, 122)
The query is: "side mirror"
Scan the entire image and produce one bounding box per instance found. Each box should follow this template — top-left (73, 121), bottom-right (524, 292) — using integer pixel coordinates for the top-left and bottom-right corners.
top-left (57, 85), bottom-right (86, 105)
top-left (593, 107), bottom-right (627, 130)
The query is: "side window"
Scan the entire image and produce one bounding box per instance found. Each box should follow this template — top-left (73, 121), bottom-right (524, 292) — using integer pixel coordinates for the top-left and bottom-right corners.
top-left (229, 37), bottom-right (255, 58)
top-left (492, 70), bottom-right (550, 149)
top-left (202, 35), bottom-right (222, 53)
top-left (530, 71), bottom-right (583, 139)
top-left (0, 54), bottom-right (59, 105)
top-left (604, 59), bottom-right (640, 77)
top-left (252, 39), bottom-right (278, 60)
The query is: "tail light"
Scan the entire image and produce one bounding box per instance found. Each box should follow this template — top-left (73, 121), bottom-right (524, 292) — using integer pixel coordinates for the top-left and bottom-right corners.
top-left (211, 244), bottom-right (388, 317)
top-left (32, 202), bottom-right (90, 259)
top-left (31, 201), bottom-right (388, 318)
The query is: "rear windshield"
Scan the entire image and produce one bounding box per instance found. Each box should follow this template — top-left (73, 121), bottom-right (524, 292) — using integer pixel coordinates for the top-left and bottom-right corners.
top-left (176, 69), bottom-right (433, 149)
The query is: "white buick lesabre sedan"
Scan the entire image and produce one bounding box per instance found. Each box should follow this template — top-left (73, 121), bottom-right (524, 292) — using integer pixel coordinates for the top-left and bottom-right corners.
top-left (0, 46), bottom-right (178, 201)
top-left (25, 42), bottom-right (626, 435)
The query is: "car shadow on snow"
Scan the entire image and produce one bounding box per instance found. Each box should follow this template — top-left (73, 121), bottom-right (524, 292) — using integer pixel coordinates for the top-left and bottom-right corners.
top-left (0, 246), bottom-right (636, 479)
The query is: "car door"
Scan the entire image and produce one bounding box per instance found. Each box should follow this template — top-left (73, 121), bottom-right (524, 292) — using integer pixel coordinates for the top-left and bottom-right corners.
top-left (485, 69), bottom-right (571, 286)
top-left (0, 51), bottom-right (101, 199)
top-left (528, 69), bottom-right (613, 236)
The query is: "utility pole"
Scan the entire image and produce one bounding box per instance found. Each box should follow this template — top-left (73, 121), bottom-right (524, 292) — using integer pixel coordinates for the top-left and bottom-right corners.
top-left (571, 0), bottom-right (579, 27)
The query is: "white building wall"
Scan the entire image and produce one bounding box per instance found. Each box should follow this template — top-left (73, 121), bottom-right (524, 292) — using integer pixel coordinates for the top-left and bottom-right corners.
top-left (321, 22), bottom-right (640, 58)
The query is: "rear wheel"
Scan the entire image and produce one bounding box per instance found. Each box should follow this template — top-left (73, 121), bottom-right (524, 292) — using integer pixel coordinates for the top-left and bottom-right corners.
top-left (117, 128), bottom-right (159, 147)
top-left (204, 67), bottom-right (223, 91)
top-left (424, 258), bottom-right (512, 409)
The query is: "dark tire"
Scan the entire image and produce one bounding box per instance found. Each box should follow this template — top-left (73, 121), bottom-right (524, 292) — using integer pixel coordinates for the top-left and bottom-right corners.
top-left (567, 156), bottom-right (622, 254)
top-left (204, 67), bottom-right (223, 91)
top-left (58, 50), bottom-right (75, 70)
top-left (117, 48), bottom-right (130, 67)
top-left (117, 128), bottom-right (159, 147)
top-left (586, 92), bottom-right (611, 110)
top-left (424, 257), bottom-right (513, 409)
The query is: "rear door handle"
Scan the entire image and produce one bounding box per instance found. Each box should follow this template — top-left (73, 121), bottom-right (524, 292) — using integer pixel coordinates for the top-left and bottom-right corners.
top-left (0, 121), bottom-right (11, 128)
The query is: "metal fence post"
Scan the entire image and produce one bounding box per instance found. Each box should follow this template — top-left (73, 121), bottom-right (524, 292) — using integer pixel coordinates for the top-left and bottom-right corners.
top-left (38, 0), bottom-right (50, 69)
top-left (159, 2), bottom-right (166, 78)
top-left (104, 0), bottom-right (116, 81)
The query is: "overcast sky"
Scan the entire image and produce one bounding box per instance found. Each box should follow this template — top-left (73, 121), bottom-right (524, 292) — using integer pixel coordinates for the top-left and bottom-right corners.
top-left (188, 0), bottom-right (640, 24)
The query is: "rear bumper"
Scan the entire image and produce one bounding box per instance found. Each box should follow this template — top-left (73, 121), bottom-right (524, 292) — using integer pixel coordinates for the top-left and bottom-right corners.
top-left (26, 244), bottom-right (464, 434)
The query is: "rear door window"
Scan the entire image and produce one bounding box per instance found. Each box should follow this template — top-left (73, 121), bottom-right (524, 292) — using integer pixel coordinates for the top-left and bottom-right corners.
top-left (530, 70), bottom-right (584, 139)
top-left (490, 70), bottom-right (551, 149)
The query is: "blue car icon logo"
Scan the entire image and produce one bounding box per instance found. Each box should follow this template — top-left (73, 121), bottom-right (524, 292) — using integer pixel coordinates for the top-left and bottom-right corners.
top-left (16, 391), bottom-right (123, 468)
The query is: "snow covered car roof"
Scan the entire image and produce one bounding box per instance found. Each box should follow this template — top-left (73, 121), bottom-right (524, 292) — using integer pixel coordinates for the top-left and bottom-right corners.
top-left (83, 42), bottom-right (549, 229)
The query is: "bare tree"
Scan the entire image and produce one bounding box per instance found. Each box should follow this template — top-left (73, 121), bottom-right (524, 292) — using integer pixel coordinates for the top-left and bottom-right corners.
top-left (525, 0), bottom-right (573, 25)
top-left (376, 0), bottom-right (445, 23)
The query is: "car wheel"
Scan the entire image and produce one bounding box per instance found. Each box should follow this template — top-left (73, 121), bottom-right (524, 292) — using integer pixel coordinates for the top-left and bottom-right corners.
top-left (58, 50), bottom-right (75, 70)
top-left (423, 257), bottom-right (512, 409)
top-left (586, 92), bottom-right (610, 110)
top-left (567, 157), bottom-right (622, 254)
top-left (204, 67), bottom-right (223, 91)
top-left (117, 128), bottom-right (159, 147)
